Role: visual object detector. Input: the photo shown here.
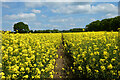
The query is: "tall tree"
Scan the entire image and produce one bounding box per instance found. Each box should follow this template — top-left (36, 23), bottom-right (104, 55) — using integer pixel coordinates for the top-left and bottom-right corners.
top-left (13, 22), bottom-right (30, 32)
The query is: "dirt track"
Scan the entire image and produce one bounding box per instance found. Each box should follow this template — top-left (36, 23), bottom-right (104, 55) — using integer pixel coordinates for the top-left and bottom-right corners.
top-left (53, 34), bottom-right (74, 80)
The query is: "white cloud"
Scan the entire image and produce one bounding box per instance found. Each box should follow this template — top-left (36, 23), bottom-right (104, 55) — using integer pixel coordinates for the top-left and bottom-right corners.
top-left (1, 0), bottom-right (14, 2)
top-left (25, 3), bottom-right (118, 15)
top-left (25, 2), bottom-right (70, 8)
top-left (92, 0), bottom-right (119, 2)
top-left (49, 18), bottom-right (68, 23)
top-left (30, 23), bottom-right (60, 30)
top-left (51, 4), bottom-right (90, 14)
top-left (1, 0), bottom-right (119, 2)
top-left (2, 0), bottom-right (89, 2)
top-left (32, 9), bottom-right (41, 13)
top-left (41, 15), bottom-right (47, 18)
top-left (45, 24), bottom-right (59, 28)
top-left (2, 4), bottom-right (10, 8)
top-left (51, 3), bottom-right (118, 14)
top-left (25, 2), bottom-right (44, 8)
top-left (4, 13), bottom-right (36, 20)
top-left (49, 17), bottom-right (84, 23)
top-left (33, 22), bottom-right (42, 25)
top-left (90, 3), bottom-right (117, 14)
top-left (90, 18), bottom-right (96, 21)
top-left (106, 13), bottom-right (118, 18)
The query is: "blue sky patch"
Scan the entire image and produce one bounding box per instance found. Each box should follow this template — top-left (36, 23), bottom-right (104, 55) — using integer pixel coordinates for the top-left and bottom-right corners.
top-left (2, 2), bottom-right (118, 31)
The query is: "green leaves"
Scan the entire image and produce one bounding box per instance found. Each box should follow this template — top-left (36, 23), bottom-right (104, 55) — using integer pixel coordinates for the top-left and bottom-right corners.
top-left (13, 22), bottom-right (30, 33)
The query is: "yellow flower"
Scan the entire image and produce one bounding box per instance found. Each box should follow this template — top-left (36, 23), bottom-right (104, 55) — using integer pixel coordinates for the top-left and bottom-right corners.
top-left (111, 58), bottom-right (115, 62)
top-left (4, 54), bottom-right (8, 59)
top-left (34, 64), bottom-right (36, 67)
top-left (100, 59), bottom-right (105, 62)
top-left (92, 58), bottom-right (96, 62)
top-left (103, 51), bottom-right (108, 55)
top-left (101, 66), bottom-right (105, 71)
top-left (23, 75), bottom-right (28, 78)
top-left (86, 66), bottom-right (91, 73)
top-left (36, 68), bottom-right (41, 74)
top-left (90, 53), bottom-right (94, 56)
top-left (22, 49), bottom-right (27, 54)
top-left (59, 76), bottom-right (62, 78)
top-left (78, 66), bottom-right (82, 70)
top-left (50, 75), bottom-right (53, 79)
top-left (95, 70), bottom-right (99, 73)
top-left (8, 47), bottom-right (13, 52)
top-left (94, 51), bottom-right (99, 55)
top-left (1, 76), bottom-right (5, 79)
top-left (0, 63), bottom-right (2, 68)
top-left (49, 72), bottom-right (52, 75)
top-left (60, 56), bottom-right (62, 58)
top-left (12, 74), bottom-right (17, 79)
top-left (81, 53), bottom-right (85, 58)
top-left (118, 71), bottom-right (120, 76)
top-left (1, 72), bottom-right (5, 76)
top-left (62, 68), bottom-right (65, 70)
top-left (41, 69), bottom-right (45, 72)
top-left (72, 69), bottom-right (75, 73)
top-left (107, 64), bottom-right (113, 69)
top-left (20, 67), bottom-right (24, 71)
top-left (32, 76), bottom-right (34, 79)
top-left (26, 67), bottom-right (30, 73)
top-left (55, 54), bottom-right (58, 58)
top-left (35, 75), bottom-right (40, 78)
top-left (2, 46), bottom-right (5, 50)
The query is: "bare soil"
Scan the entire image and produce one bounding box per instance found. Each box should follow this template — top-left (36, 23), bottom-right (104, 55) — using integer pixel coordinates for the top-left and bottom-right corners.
top-left (53, 44), bottom-right (65, 80)
top-left (53, 34), bottom-right (74, 80)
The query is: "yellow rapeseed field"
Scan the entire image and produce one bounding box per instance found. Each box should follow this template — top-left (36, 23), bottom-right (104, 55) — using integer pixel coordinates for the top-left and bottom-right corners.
top-left (1, 31), bottom-right (61, 79)
top-left (1, 31), bottom-right (120, 79)
top-left (63, 32), bottom-right (119, 79)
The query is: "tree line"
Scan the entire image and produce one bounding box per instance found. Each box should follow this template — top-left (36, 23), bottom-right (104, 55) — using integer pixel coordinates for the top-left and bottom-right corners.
top-left (85, 16), bottom-right (120, 31)
top-left (11, 22), bottom-right (85, 33)
top-left (29, 28), bottom-right (84, 33)
top-left (3, 16), bottom-right (120, 33)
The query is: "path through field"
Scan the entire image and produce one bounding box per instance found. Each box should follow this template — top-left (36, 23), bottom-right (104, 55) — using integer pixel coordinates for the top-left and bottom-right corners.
top-left (53, 34), bottom-right (73, 79)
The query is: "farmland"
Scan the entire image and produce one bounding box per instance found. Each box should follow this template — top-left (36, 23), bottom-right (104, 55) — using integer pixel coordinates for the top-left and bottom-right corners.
top-left (2, 32), bottom-right (61, 79)
top-left (1, 31), bottom-right (120, 79)
top-left (63, 32), bottom-right (119, 79)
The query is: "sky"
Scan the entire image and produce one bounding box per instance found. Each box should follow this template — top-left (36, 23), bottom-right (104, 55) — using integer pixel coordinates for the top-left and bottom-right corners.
top-left (1, 1), bottom-right (119, 31)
